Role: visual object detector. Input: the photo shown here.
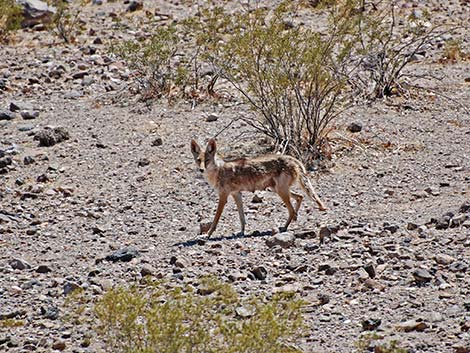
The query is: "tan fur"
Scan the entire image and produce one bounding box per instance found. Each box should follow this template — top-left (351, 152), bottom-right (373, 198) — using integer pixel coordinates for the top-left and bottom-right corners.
top-left (191, 138), bottom-right (326, 237)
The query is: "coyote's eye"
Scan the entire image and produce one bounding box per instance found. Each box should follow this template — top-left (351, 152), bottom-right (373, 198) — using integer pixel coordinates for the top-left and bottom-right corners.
top-left (196, 158), bottom-right (201, 163)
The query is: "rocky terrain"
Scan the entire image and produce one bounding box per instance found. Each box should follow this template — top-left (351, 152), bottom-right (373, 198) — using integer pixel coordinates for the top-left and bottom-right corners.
top-left (0, 0), bottom-right (469, 352)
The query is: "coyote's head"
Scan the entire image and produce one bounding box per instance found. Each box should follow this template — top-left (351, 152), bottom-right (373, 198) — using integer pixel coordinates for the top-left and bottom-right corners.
top-left (190, 138), bottom-right (217, 173)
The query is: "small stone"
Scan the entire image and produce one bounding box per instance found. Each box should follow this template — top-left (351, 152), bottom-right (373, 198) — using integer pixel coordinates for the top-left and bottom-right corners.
top-left (105, 247), bottom-right (140, 262)
top-left (206, 113), bottom-right (219, 122)
top-left (36, 264), bottom-right (52, 273)
top-left (383, 223), bottom-right (399, 233)
top-left (72, 71), bottom-right (89, 80)
top-left (363, 263), bottom-right (376, 279)
top-left (138, 158), bottom-right (150, 167)
top-left (251, 266), bottom-right (267, 280)
top-left (9, 258), bottom-right (31, 270)
top-left (151, 137), bottom-right (163, 146)
top-left (40, 306), bottom-right (59, 320)
top-left (413, 268), bottom-right (433, 284)
top-left (434, 254), bottom-right (455, 266)
top-left (362, 318), bottom-right (381, 331)
top-left (450, 214), bottom-right (468, 228)
top-left (20, 110), bottom-right (39, 120)
top-left (24, 156), bottom-right (36, 165)
top-left (0, 157), bottom-right (12, 168)
top-left (35, 127), bottom-right (70, 147)
top-left (0, 109), bottom-right (16, 120)
top-left (52, 339), bottom-right (66, 351)
top-left (127, 0), bottom-right (143, 12)
top-left (63, 282), bottom-right (81, 295)
top-left (140, 264), bottom-right (155, 277)
top-left (235, 306), bottom-right (255, 318)
top-left (347, 122), bottom-right (362, 133)
top-left (251, 194), bottom-right (263, 203)
top-left (407, 222), bottom-right (419, 230)
top-left (356, 267), bottom-right (370, 281)
top-left (460, 202), bottom-right (470, 213)
top-left (266, 232), bottom-right (295, 248)
top-left (396, 319), bottom-right (428, 332)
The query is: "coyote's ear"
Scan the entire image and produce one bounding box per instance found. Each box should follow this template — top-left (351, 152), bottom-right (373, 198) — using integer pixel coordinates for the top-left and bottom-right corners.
top-left (190, 139), bottom-right (201, 157)
top-left (206, 138), bottom-right (217, 154)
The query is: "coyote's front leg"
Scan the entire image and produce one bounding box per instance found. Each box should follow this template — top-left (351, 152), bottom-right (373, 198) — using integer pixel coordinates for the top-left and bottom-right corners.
top-left (207, 192), bottom-right (228, 238)
top-left (232, 192), bottom-right (246, 235)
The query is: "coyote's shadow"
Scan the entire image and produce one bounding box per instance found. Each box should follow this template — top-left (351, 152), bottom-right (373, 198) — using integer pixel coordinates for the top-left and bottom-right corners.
top-left (174, 230), bottom-right (274, 247)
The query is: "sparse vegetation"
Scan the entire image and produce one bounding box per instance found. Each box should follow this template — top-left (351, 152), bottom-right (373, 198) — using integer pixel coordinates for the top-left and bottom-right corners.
top-left (0, 318), bottom-right (25, 328)
top-left (356, 333), bottom-right (408, 353)
top-left (47, 0), bottom-right (87, 43)
top-left (110, 24), bottom-right (187, 99)
top-left (196, 2), bottom-right (359, 165)
top-left (0, 0), bottom-right (23, 42)
top-left (352, 1), bottom-right (454, 98)
top-left (94, 277), bottom-right (305, 353)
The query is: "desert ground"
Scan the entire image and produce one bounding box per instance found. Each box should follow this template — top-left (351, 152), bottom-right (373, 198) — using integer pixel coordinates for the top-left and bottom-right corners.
top-left (0, 0), bottom-right (469, 352)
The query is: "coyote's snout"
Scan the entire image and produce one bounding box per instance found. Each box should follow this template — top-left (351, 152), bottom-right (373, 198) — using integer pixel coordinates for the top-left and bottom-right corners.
top-left (191, 138), bottom-right (327, 238)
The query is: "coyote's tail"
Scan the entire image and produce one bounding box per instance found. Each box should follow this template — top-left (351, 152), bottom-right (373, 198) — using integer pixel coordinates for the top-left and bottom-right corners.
top-left (298, 166), bottom-right (327, 212)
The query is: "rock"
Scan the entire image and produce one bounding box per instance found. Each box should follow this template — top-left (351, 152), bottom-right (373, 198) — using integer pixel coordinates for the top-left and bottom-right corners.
top-left (63, 281), bottom-right (81, 295)
top-left (17, 0), bottom-right (56, 28)
top-left (64, 90), bottom-right (82, 99)
top-left (413, 269), bottom-right (433, 284)
top-left (407, 222), bottom-right (419, 230)
top-left (0, 157), bottom-right (12, 168)
top-left (151, 137), bottom-right (163, 146)
top-left (383, 223), bottom-right (399, 233)
top-left (396, 319), bottom-right (428, 332)
top-left (140, 264), bottom-right (155, 277)
top-left (266, 233), bottom-right (295, 248)
top-left (137, 158), bottom-right (150, 167)
top-left (252, 194), bottom-right (263, 203)
top-left (72, 71), bottom-right (89, 80)
top-left (235, 306), bottom-right (255, 318)
top-left (460, 202), bottom-right (470, 213)
top-left (127, 0), bottom-right (143, 12)
top-left (363, 263), bottom-right (376, 279)
top-left (105, 247), bottom-right (140, 262)
top-left (347, 122), bottom-right (362, 133)
top-left (449, 262), bottom-right (468, 273)
top-left (356, 267), bottom-right (370, 281)
top-left (206, 113), bottom-right (219, 122)
top-left (51, 339), bottom-right (66, 351)
top-left (0, 109), bottom-right (16, 120)
top-left (24, 156), bottom-right (36, 165)
top-left (35, 127), bottom-right (70, 147)
top-left (362, 318), bottom-right (381, 331)
top-left (9, 258), bottom-right (31, 270)
top-left (251, 266), bottom-right (267, 280)
top-left (450, 214), bottom-right (468, 228)
top-left (18, 124), bottom-right (35, 132)
top-left (170, 256), bottom-right (189, 269)
top-left (20, 110), bottom-right (39, 120)
top-left (36, 264), bottom-right (52, 273)
top-left (434, 254), bottom-right (455, 266)
top-left (40, 306), bottom-right (59, 320)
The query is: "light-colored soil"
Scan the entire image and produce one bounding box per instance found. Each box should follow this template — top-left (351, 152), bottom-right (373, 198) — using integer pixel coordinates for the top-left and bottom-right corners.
top-left (1, 1), bottom-right (469, 352)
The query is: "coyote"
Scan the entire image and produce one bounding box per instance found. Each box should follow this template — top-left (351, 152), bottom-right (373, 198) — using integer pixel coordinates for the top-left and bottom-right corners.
top-left (190, 138), bottom-right (327, 237)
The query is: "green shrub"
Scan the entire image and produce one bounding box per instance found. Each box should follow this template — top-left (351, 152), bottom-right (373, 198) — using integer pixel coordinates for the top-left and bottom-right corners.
top-left (110, 24), bottom-right (185, 99)
top-left (94, 276), bottom-right (305, 353)
top-left (203, 2), bottom-right (357, 165)
top-left (47, 0), bottom-right (87, 43)
top-left (0, 0), bottom-right (23, 42)
top-left (352, 1), bottom-right (453, 98)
